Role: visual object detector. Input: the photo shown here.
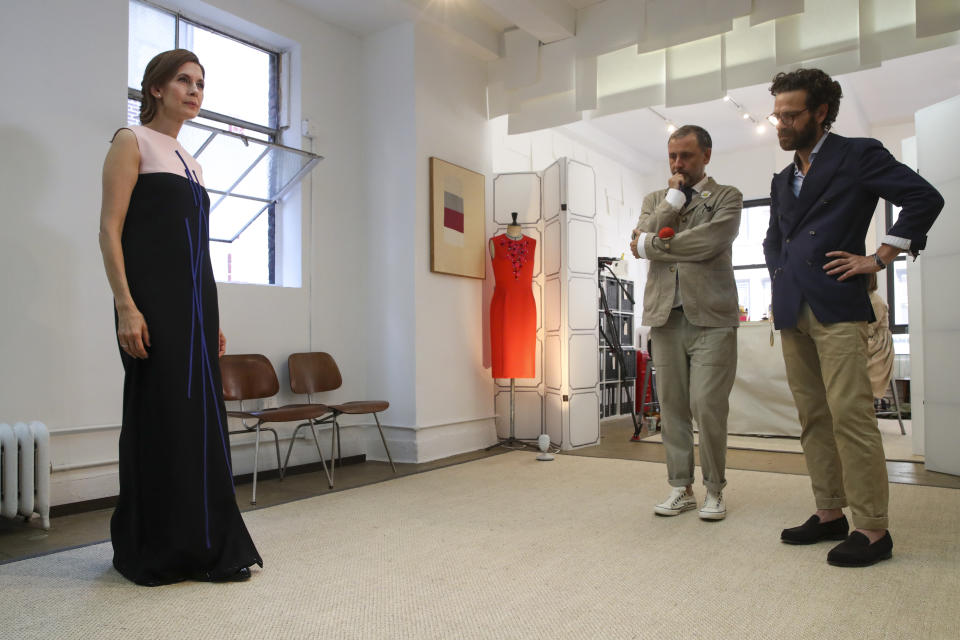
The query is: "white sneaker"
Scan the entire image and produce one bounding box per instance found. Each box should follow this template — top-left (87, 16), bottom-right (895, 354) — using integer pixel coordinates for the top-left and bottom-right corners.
top-left (654, 487), bottom-right (697, 516)
top-left (699, 490), bottom-right (726, 520)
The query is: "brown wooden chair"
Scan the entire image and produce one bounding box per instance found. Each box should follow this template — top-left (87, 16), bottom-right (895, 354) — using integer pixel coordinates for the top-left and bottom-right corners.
top-left (288, 352), bottom-right (396, 487)
top-left (220, 354), bottom-right (331, 504)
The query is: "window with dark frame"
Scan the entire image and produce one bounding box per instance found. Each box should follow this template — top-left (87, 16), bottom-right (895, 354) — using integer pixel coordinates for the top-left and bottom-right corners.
top-left (127, 0), bottom-right (320, 286)
top-left (731, 198), bottom-right (773, 322)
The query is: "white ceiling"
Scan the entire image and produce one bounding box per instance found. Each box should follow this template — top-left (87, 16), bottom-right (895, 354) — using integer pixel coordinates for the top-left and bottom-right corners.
top-left (564, 44), bottom-right (960, 172)
top-left (285, 1), bottom-right (960, 171)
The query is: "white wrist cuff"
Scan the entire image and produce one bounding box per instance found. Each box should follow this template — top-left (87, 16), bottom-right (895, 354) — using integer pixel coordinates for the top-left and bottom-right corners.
top-left (881, 235), bottom-right (911, 251)
top-left (637, 233), bottom-right (649, 259)
top-left (664, 188), bottom-right (685, 210)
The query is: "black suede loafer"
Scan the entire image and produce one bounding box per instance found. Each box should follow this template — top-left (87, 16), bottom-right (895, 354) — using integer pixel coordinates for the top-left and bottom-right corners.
top-left (780, 514), bottom-right (849, 545)
top-left (827, 531), bottom-right (893, 567)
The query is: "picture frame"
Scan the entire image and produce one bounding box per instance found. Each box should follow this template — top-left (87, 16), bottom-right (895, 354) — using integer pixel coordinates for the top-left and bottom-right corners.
top-left (429, 157), bottom-right (486, 279)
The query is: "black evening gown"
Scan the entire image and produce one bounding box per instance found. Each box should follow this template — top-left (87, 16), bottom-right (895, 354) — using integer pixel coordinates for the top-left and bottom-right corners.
top-left (111, 150), bottom-right (262, 586)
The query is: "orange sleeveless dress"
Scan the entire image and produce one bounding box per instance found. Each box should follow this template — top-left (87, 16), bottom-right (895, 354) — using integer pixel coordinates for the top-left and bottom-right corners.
top-left (490, 234), bottom-right (537, 379)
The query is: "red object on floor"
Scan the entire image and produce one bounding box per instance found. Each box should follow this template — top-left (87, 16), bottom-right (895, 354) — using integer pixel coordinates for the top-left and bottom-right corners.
top-left (635, 350), bottom-right (653, 412)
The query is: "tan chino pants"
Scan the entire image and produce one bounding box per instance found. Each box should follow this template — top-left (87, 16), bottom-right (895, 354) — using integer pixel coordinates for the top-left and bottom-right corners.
top-left (780, 303), bottom-right (889, 530)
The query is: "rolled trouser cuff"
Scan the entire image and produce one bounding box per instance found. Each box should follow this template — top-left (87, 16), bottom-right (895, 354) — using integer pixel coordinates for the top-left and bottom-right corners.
top-left (703, 479), bottom-right (727, 493)
top-left (852, 514), bottom-right (888, 530)
top-left (815, 496), bottom-right (848, 509)
top-left (669, 477), bottom-right (694, 488)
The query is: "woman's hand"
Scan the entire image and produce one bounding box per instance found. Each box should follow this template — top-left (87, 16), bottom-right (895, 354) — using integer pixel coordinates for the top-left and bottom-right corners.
top-left (218, 328), bottom-right (227, 358)
top-left (117, 306), bottom-right (151, 359)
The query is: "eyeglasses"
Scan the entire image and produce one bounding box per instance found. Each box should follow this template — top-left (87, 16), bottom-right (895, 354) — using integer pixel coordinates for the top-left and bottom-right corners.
top-left (768, 108), bottom-right (808, 126)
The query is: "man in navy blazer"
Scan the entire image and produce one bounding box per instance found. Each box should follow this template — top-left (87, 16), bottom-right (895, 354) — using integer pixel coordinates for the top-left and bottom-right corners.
top-left (764, 68), bottom-right (943, 567)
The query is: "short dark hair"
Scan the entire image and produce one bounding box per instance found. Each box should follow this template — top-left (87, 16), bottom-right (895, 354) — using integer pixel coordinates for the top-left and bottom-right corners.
top-left (140, 49), bottom-right (204, 124)
top-left (769, 68), bottom-right (843, 131)
top-left (669, 125), bottom-right (712, 150)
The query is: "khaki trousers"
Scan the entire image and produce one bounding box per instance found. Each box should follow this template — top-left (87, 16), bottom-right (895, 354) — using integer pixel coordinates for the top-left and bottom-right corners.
top-left (780, 303), bottom-right (889, 530)
top-left (651, 309), bottom-right (737, 493)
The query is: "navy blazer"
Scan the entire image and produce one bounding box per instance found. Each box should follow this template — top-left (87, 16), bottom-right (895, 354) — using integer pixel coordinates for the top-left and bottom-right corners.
top-left (763, 133), bottom-right (943, 330)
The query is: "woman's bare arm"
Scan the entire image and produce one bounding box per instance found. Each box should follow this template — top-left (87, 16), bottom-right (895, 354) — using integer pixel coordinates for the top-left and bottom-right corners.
top-left (99, 130), bottom-right (151, 359)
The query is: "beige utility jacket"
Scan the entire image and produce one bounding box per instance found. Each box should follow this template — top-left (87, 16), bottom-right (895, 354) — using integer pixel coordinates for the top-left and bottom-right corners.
top-left (633, 178), bottom-right (743, 328)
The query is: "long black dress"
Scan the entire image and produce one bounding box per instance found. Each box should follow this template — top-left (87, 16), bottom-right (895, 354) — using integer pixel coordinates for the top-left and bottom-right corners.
top-left (110, 125), bottom-right (262, 586)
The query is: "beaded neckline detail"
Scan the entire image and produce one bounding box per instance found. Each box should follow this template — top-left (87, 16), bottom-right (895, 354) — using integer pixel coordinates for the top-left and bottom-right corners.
top-left (498, 234), bottom-right (530, 279)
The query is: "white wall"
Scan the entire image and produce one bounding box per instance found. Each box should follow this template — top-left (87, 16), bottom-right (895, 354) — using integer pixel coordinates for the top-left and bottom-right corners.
top-left (0, 0), bottom-right (376, 504)
top-left (361, 22), bottom-right (418, 443)
top-left (413, 23), bottom-right (497, 459)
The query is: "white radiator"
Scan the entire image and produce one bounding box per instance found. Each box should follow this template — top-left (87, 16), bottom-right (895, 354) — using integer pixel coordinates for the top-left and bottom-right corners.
top-left (0, 422), bottom-right (50, 529)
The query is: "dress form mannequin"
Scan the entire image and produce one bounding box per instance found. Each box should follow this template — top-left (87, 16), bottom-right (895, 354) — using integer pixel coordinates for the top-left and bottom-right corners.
top-left (488, 212), bottom-right (537, 449)
top-left (489, 212), bottom-right (524, 258)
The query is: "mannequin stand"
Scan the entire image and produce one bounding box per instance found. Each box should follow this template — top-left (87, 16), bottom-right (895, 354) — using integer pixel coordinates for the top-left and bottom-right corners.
top-left (487, 379), bottom-right (533, 450)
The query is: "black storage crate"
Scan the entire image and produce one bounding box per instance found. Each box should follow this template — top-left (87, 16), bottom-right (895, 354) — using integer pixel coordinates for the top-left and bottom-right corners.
top-left (603, 348), bottom-right (619, 380)
top-left (616, 313), bottom-right (635, 347)
top-left (619, 280), bottom-right (635, 312)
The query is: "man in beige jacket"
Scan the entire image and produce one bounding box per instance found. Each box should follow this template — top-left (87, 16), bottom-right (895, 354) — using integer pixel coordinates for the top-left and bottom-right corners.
top-left (630, 125), bottom-right (742, 520)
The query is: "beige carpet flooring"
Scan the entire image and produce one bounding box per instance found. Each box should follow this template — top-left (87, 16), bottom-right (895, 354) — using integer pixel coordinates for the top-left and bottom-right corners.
top-left (645, 418), bottom-right (921, 462)
top-left (2, 452), bottom-right (958, 639)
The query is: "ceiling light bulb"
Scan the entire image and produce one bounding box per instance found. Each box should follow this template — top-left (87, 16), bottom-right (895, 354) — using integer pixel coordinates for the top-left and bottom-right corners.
top-left (742, 112), bottom-right (750, 119)
top-left (666, 123), bottom-right (677, 133)
top-left (767, 115), bottom-right (779, 126)
top-left (756, 124), bottom-right (766, 134)
top-left (722, 95), bottom-right (731, 102)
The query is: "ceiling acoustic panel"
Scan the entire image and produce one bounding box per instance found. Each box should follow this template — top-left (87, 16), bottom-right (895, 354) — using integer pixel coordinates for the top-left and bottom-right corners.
top-left (641, 0), bottom-right (735, 54)
top-left (860, 0), bottom-right (960, 67)
top-left (722, 16), bottom-right (777, 90)
top-left (750, 0), bottom-right (805, 26)
top-left (666, 35), bottom-right (724, 107)
top-left (506, 38), bottom-right (577, 112)
top-left (575, 0), bottom-right (646, 59)
top-left (494, 173), bottom-right (541, 225)
top-left (575, 56), bottom-right (598, 112)
top-left (916, 0), bottom-right (960, 38)
top-left (569, 391), bottom-right (600, 447)
top-left (775, 0), bottom-right (861, 68)
top-left (507, 92), bottom-right (582, 136)
top-left (503, 28), bottom-right (539, 90)
top-left (595, 47), bottom-right (665, 116)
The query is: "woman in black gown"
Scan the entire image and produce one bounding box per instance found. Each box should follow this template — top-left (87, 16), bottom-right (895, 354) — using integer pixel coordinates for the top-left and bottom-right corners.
top-left (98, 49), bottom-right (262, 586)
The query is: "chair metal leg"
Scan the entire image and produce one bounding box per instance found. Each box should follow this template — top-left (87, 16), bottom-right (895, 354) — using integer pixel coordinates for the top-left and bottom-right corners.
top-left (373, 413), bottom-right (396, 473)
top-left (309, 420), bottom-right (333, 488)
top-left (282, 422), bottom-right (309, 475)
top-left (252, 423), bottom-right (262, 505)
top-left (329, 416), bottom-right (337, 487)
top-left (261, 426), bottom-right (283, 481)
top-left (890, 379), bottom-right (906, 435)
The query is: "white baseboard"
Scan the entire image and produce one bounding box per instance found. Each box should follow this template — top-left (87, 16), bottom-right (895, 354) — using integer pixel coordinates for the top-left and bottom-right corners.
top-left (46, 418), bottom-right (498, 506)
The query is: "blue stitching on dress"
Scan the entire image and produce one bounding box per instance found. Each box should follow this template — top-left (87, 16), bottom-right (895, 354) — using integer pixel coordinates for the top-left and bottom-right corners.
top-left (175, 150), bottom-right (235, 550)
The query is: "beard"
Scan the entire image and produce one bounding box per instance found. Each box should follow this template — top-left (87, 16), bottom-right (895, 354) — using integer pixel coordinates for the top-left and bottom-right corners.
top-left (778, 116), bottom-right (819, 151)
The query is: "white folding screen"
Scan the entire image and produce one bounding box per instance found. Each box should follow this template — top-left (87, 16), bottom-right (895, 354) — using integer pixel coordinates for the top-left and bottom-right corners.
top-left (492, 159), bottom-right (600, 450)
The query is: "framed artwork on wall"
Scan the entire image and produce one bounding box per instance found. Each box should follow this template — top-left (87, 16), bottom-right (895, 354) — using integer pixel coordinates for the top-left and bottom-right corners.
top-left (430, 157), bottom-right (486, 279)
